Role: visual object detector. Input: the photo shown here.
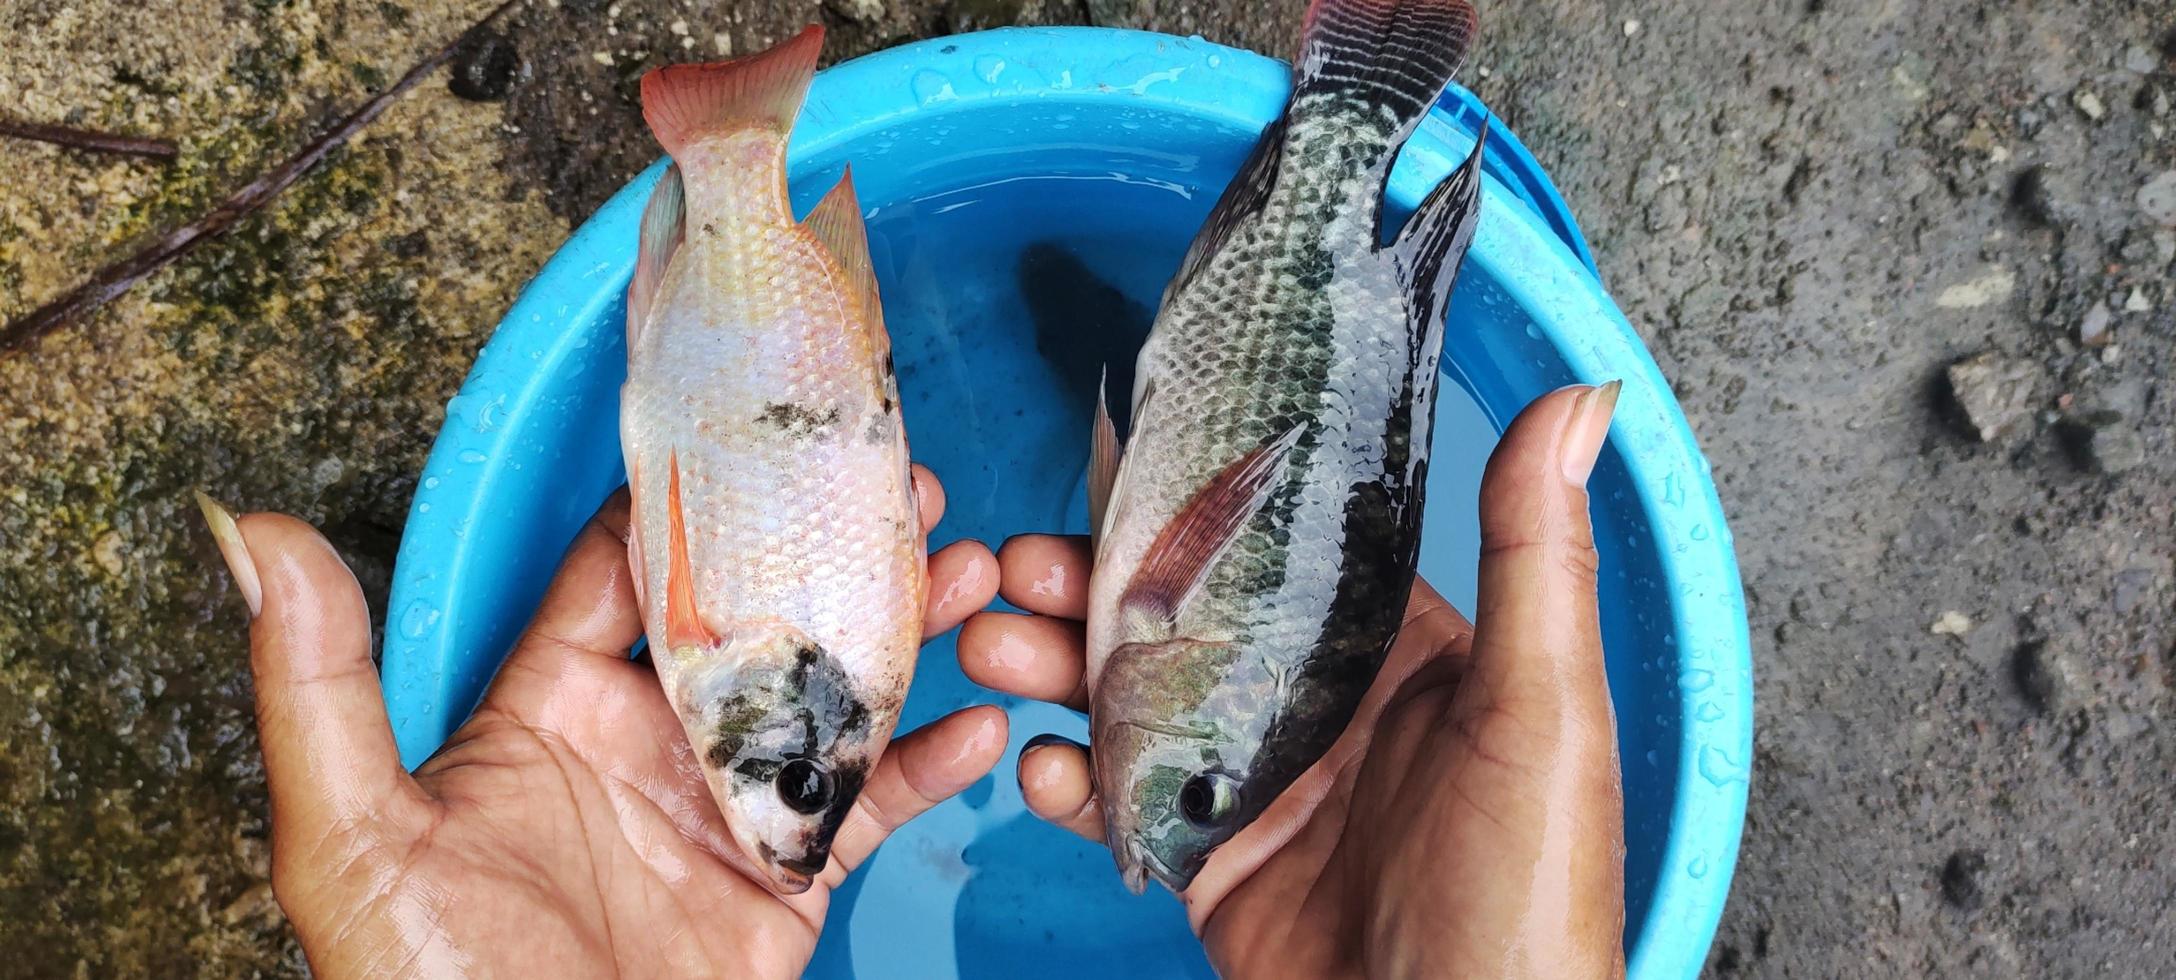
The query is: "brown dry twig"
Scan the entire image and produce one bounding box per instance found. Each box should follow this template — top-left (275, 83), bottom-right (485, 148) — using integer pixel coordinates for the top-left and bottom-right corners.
top-left (0, 0), bottom-right (526, 354)
top-left (0, 118), bottom-right (178, 160)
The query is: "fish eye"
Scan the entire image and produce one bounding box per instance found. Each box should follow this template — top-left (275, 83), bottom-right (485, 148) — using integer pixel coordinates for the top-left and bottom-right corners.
top-left (777, 758), bottom-right (835, 815)
top-left (1178, 772), bottom-right (1240, 829)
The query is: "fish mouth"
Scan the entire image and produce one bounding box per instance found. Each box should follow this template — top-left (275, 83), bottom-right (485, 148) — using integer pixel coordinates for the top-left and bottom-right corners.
top-left (752, 841), bottom-right (823, 895)
top-left (1117, 835), bottom-right (1195, 896)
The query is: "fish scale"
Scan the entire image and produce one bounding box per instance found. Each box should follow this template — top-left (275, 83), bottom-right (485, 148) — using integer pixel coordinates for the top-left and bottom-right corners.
top-left (1085, 0), bottom-right (1488, 895)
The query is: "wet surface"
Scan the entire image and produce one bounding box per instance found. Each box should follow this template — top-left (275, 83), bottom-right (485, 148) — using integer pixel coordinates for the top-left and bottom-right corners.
top-left (0, 0), bottom-right (2170, 976)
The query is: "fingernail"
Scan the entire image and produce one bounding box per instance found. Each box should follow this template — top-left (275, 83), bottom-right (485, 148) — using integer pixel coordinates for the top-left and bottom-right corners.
top-left (194, 491), bottom-right (262, 617)
top-left (1022, 733), bottom-right (1083, 755)
top-left (1560, 380), bottom-right (1622, 487)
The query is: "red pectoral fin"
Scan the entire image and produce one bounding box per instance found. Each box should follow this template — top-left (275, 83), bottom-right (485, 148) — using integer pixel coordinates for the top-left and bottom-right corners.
top-left (665, 451), bottom-right (719, 649)
top-left (1118, 425), bottom-right (1303, 627)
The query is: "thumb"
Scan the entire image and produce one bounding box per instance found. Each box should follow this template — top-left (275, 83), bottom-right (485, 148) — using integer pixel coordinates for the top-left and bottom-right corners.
top-left (1466, 382), bottom-right (1618, 731)
top-left (197, 494), bottom-right (418, 837)
top-left (1442, 382), bottom-right (1626, 974)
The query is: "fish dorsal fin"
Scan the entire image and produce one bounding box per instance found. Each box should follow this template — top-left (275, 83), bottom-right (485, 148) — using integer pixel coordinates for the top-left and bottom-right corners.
top-left (1118, 425), bottom-right (1304, 627)
top-left (628, 164), bottom-right (686, 349)
top-left (1388, 130), bottom-right (1486, 338)
top-left (640, 24), bottom-right (824, 156)
top-left (1164, 113), bottom-right (1286, 306)
top-left (1089, 368), bottom-right (1123, 551)
top-left (803, 166), bottom-right (883, 327)
top-left (664, 451), bottom-right (720, 650)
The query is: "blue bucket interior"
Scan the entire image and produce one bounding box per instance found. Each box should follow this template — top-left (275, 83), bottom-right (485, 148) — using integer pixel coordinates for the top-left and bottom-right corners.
top-left (383, 28), bottom-right (1750, 980)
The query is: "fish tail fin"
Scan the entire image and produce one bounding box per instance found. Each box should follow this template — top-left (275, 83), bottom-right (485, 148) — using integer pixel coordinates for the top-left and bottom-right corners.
top-left (1294, 0), bottom-right (1477, 142)
top-left (640, 24), bottom-right (824, 156)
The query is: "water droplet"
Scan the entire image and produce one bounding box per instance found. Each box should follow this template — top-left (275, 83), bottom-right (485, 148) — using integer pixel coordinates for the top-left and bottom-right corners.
top-left (911, 69), bottom-right (957, 105)
top-left (1524, 323), bottom-right (1542, 339)
top-left (423, 476), bottom-right (441, 490)
top-left (1689, 524), bottom-right (1711, 541)
top-left (973, 54), bottom-right (1005, 83)
top-left (417, 502), bottom-right (432, 514)
top-left (1688, 857), bottom-right (1710, 879)
top-left (1679, 668), bottom-right (1714, 693)
top-left (457, 449), bottom-right (488, 464)
top-left (399, 600), bottom-right (442, 640)
top-left (1698, 746), bottom-right (1748, 786)
top-left (1644, 749), bottom-right (1660, 767)
top-left (1695, 702), bottom-right (1725, 722)
top-left (476, 395), bottom-right (506, 432)
top-left (1663, 471), bottom-right (1685, 507)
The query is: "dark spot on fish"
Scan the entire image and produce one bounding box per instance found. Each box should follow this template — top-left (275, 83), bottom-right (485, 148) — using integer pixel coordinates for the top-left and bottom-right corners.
top-left (703, 640), bottom-right (875, 794)
top-left (733, 756), bottom-right (782, 783)
top-left (879, 394), bottom-right (894, 414)
top-left (864, 414), bottom-right (890, 443)
top-left (756, 402), bottom-right (842, 435)
top-left (702, 222), bottom-right (718, 236)
top-left (706, 694), bottom-right (770, 769)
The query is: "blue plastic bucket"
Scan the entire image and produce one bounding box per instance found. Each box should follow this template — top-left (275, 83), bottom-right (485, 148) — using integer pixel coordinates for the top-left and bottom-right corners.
top-left (383, 27), bottom-right (1750, 979)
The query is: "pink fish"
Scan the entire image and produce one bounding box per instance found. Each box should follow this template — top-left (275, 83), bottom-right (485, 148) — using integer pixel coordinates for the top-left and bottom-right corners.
top-left (620, 25), bottom-right (922, 894)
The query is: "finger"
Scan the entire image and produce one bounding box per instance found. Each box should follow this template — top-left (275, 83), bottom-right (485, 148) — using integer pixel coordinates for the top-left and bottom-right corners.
top-left (200, 497), bottom-right (419, 833)
top-left (995, 534), bottom-right (1091, 620)
top-left (957, 611), bottom-right (1088, 710)
top-left (912, 463), bottom-right (944, 534)
top-left (1467, 382), bottom-right (1618, 719)
top-left (506, 489), bottom-right (643, 670)
top-left (924, 539), bottom-right (998, 639)
top-left (1017, 735), bottom-right (1103, 841)
top-left (821, 705), bottom-right (1009, 883)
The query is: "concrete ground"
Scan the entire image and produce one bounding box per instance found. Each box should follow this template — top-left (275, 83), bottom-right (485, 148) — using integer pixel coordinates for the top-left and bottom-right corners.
top-left (0, 0), bottom-right (2169, 975)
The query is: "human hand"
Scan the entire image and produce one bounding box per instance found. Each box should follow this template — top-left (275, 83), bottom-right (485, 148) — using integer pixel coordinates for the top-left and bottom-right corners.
top-left (958, 384), bottom-right (1628, 978)
top-left (198, 466), bottom-right (1004, 979)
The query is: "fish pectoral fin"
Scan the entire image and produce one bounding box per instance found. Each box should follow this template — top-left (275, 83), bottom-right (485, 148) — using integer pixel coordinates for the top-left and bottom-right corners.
top-left (664, 450), bottom-right (721, 650)
top-left (1089, 367), bottom-right (1124, 552)
top-left (628, 164), bottom-right (687, 351)
top-left (639, 24), bottom-right (822, 155)
top-left (803, 166), bottom-right (885, 332)
top-left (626, 459), bottom-right (649, 609)
top-left (1118, 425), bottom-right (1305, 626)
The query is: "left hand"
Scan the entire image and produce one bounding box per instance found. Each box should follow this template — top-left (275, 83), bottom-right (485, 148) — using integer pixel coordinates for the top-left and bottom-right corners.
top-left (200, 465), bottom-right (1004, 978)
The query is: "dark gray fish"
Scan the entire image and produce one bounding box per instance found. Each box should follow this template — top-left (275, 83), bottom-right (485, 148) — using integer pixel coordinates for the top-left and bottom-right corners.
top-left (1082, 0), bottom-right (1489, 895)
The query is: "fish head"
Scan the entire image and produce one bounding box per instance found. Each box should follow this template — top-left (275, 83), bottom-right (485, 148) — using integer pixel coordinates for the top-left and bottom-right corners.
top-left (1092, 636), bottom-right (1273, 895)
top-left (681, 627), bottom-right (878, 894)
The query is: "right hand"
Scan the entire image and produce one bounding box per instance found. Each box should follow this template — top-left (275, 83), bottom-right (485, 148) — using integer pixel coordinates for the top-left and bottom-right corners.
top-left (208, 466), bottom-right (1004, 978)
top-left (958, 384), bottom-right (1630, 977)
